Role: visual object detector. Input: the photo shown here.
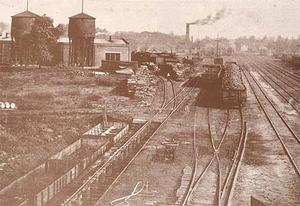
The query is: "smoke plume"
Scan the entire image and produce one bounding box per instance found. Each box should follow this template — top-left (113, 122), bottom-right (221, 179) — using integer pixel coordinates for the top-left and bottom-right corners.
top-left (188, 8), bottom-right (228, 26)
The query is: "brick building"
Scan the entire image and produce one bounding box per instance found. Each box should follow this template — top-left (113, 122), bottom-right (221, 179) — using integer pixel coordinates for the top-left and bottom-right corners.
top-left (0, 38), bottom-right (11, 65)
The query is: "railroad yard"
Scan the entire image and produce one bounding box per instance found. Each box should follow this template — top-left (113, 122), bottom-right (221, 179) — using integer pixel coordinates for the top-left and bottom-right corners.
top-left (1, 54), bottom-right (300, 206)
top-left (1, 1), bottom-right (300, 206)
top-left (95, 56), bottom-right (300, 206)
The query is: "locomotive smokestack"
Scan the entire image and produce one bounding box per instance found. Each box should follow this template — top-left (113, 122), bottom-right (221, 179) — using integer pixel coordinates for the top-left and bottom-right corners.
top-left (186, 23), bottom-right (190, 42)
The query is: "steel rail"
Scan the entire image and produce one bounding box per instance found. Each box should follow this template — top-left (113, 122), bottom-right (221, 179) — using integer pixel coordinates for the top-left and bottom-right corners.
top-left (225, 121), bottom-right (247, 206)
top-left (253, 59), bottom-right (300, 97)
top-left (243, 61), bottom-right (300, 144)
top-left (220, 108), bottom-right (244, 206)
top-left (251, 61), bottom-right (300, 113)
top-left (241, 64), bottom-right (300, 176)
top-left (253, 58), bottom-right (300, 93)
top-left (158, 76), bottom-right (167, 108)
top-left (261, 58), bottom-right (300, 82)
top-left (182, 108), bottom-right (233, 206)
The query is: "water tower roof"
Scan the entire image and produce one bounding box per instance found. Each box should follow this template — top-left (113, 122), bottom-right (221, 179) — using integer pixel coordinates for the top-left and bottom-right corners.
top-left (12, 10), bottom-right (39, 18)
top-left (69, 12), bottom-right (95, 19)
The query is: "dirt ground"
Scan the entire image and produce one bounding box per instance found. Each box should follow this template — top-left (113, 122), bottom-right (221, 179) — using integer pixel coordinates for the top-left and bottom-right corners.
top-left (97, 85), bottom-right (199, 206)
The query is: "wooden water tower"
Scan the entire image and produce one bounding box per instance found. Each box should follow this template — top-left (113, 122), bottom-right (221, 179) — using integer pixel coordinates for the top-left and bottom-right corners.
top-left (68, 0), bottom-right (95, 66)
top-left (11, 0), bottom-right (39, 64)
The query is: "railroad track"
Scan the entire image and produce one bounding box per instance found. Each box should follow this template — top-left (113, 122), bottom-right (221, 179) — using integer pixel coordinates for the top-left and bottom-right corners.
top-left (253, 59), bottom-right (300, 98)
top-left (93, 83), bottom-right (198, 206)
top-left (248, 60), bottom-right (300, 113)
top-left (256, 56), bottom-right (300, 82)
top-left (170, 79), bottom-right (176, 109)
top-left (158, 76), bottom-right (167, 108)
top-left (158, 76), bottom-right (185, 111)
top-left (242, 61), bottom-right (300, 144)
top-left (241, 64), bottom-right (300, 176)
top-left (61, 80), bottom-right (199, 206)
top-left (182, 107), bottom-right (247, 206)
top-left (259, 57), bottom-right (300, 83)
top-left (252, 57), bottom-right (300, 94)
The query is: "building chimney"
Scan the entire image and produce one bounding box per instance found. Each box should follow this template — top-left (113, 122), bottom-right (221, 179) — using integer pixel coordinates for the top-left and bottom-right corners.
top-left (186, 23), bottom-right (190, 42)
top-left (5, 33), bottom-right (9, 38)
top-left (109, 35), bottom-right (112, 42)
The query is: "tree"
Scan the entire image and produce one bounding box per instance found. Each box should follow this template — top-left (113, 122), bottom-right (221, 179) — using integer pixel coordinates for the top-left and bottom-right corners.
top-left (0, 21), bottom-right (8, 33)
top-left (28, 15), bottom-right (64, 66)
top-left (56, 24), bottom-right (68, 37)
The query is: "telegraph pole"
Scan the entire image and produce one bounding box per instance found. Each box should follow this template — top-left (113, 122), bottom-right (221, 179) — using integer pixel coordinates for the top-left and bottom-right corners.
top-left (216, 34), bottom-right (220, 58)
top-left (82, 0), bottom-right (84, 13)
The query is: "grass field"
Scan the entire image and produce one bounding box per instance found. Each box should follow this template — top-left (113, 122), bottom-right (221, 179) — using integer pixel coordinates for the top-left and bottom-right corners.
top-left (0, 68), bottom-right (128, 110)
top-left (0, 68), bottom-right (135, 189)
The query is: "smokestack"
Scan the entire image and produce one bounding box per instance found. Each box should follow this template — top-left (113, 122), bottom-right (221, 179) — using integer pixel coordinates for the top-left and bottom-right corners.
top-left (186, 23), bottom-right (190, 42)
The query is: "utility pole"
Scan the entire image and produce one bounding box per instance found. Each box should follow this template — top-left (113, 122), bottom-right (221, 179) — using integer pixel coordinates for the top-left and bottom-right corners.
top-left (26, 0), bottom-right (29, 11)
top-left (216, 34), bottom-right (220, 58)
top-left (82, 0), bottom-right (84, 13)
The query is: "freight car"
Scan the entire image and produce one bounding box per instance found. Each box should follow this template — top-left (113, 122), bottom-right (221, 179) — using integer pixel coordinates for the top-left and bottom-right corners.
top-left (2, 123), bottom-right (130, 206)
top-left (222, 63), bottom-right (247, 107)
top-left (131, 51), bottom-right (180, 66)
top-left (201, 64), bottom-right (223, 82)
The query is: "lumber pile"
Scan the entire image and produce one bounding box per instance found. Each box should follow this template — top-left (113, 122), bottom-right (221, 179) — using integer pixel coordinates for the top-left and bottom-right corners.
top-left (127, 71), bottom-right (158, 106)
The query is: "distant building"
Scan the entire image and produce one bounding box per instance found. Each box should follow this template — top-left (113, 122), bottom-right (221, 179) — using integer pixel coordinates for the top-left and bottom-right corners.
top-left (240, 44), bottom-right (248, 52)
top-left (0, 38), bottom-right (11, 65)
top-left (57, 36), bottom-right (131, 67)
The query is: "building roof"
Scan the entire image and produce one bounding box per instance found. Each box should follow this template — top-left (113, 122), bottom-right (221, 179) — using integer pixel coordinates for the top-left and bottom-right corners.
top-left (12, 10), bottom-right (39, 18)
top-left (69, 12), bottom-right (95, 19)
top-left (58, 37), bottom-right (129, 46)
top-left (0, 38), bottom-right (11, 42)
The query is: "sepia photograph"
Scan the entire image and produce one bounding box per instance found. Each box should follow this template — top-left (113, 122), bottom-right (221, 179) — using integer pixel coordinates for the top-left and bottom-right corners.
top-left (0, 0), bottom-right (299, 205)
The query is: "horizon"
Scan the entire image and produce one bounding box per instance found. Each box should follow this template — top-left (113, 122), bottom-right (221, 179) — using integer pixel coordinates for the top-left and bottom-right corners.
top-left (1, 0), bottom-right (300, 39)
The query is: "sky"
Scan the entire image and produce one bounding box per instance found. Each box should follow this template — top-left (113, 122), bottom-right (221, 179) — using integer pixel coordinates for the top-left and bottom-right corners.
top-left (0, 0), bottom-right (300, 39)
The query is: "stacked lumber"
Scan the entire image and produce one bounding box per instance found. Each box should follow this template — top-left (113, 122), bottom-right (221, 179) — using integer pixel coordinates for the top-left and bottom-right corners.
top-left (127, 73), bottom-right (158, 106)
